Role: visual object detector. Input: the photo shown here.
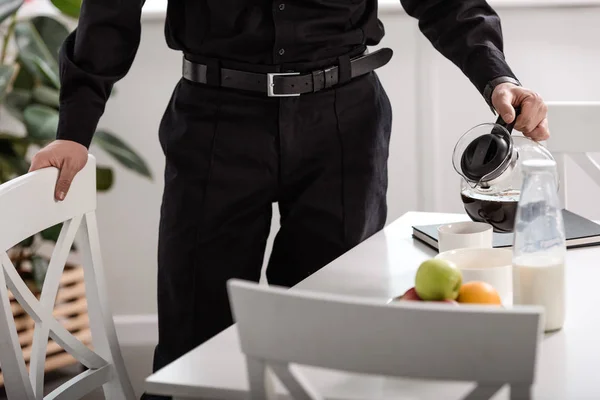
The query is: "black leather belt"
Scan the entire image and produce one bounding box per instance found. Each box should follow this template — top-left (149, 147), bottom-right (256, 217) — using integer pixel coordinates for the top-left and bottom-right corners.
top-left (182, 48), bottom-right (393, 97)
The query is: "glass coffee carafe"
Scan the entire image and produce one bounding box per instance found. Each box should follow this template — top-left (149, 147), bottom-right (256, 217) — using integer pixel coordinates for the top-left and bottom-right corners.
top-left (452, 109), bottom-right (557, 233)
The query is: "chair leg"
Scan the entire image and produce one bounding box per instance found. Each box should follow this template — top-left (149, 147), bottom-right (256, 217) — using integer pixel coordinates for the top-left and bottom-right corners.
top-left (510, 384), bottom-right (532, 400)
top-left (0, 265), bottom-right (35, 400)
top-left (246, 357), bottom-right (276, 400)
top-left (463, 384), bottom-right (503, 400)
top-left (79, 213), bottom-right (136, 400)
top-left (269, 362), bottom-right (323, 400)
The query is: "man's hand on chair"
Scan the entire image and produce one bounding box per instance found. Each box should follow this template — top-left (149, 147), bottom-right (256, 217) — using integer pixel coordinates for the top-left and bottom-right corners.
top-left (29, 140), bottom-right (88, 201)
top-left (491, 82), bottom-right (550, 142)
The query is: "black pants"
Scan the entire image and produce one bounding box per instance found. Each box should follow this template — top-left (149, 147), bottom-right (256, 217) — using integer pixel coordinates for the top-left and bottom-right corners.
top-left (141, 71), bottom-right (392, 400)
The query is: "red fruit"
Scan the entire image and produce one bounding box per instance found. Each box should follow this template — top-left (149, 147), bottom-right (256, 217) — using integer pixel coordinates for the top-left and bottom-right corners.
top-left (400, 287), bottom-right (422, 301)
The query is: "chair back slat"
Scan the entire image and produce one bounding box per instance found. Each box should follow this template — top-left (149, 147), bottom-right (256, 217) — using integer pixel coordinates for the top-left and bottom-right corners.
top-left (30, 216), bottom-right (83, 396)
top-left (2, 252), bottom-right (108, 369)
top-left (0, 256), bottom-right (36, 400)
top-left (45, 365), bottom-right (112, 400)
top-left (228, 280), bottom-right (543, 385)
top-left (0, 161), bottom-right (96, 252)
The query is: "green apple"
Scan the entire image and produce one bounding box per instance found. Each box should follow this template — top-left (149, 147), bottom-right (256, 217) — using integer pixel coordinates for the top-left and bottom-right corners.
top-left (414, 259), bottom-right (462, 301)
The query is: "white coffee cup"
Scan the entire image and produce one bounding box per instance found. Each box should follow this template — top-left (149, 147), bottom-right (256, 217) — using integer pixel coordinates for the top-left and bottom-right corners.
top-left (437, 221), bottom-right (493, 253)
top-left (435, 248), bottom-right (513, 305)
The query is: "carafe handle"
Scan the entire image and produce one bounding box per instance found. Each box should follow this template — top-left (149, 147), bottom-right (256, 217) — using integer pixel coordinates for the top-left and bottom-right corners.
top-left (494, 106), bottom-right (522, 134)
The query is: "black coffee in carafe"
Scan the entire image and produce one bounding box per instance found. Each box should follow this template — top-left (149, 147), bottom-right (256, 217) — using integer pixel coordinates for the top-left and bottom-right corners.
top-left (460, 188), bottom-right (519, 233)
top-left (453, 107), bottom-right (556, 233)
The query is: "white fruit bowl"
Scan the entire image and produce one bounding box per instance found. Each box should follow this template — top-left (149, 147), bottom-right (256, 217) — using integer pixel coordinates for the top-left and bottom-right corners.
top-left (435, 247), bottom-right (513, 306)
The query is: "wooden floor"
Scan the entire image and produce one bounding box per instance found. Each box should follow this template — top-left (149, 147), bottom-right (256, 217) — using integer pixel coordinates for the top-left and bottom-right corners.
top-left (0, 344), bottom-right (155, 400)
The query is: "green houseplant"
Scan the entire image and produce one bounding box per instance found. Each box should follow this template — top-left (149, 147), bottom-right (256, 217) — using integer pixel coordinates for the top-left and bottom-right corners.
top-left (0, 0), bottom-right (152, 291)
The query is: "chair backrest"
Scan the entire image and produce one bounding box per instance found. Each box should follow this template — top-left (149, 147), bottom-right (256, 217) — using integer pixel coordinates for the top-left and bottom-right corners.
top-left (228, 279), bottom-right (544, 400)
top-left (0, 154), bottom-right (135, 399)
top-left (545, 101), bottom-right (600, 208)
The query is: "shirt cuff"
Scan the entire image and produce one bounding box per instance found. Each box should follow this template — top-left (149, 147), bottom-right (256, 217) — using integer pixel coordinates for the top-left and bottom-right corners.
top-left (483, 76), bottom-right (522, 114)
top-left (57, 102), bottom-right (103, 149)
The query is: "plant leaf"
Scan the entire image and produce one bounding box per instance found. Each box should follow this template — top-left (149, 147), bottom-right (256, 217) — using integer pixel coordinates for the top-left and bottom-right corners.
top-left (0, 131), bottom-right (27, 173)
top-left (18, 235), bottom-right (34, 247)
top-left (4, 88), bottom-right (32, 121)
top-left (15, 53), bottom-right (46, 88)
top-left (23, 104), bottom-right (59, 141)
top-left (40, 223), bottom-right (62, 242)
top-left (0, 134), bottom-right (30, 162)
top-left (31, 255), bottom-right (49, 289)
top-left (40, 223), bottom-right (76, 250)
top-left (14, 17), bottom-right (68, 89)
top-left (0, 137), bottom-right (18, 156)
top-left (93, 130), bottom-right (152, 178)
top-left (0, 158), bottom-right (13, 183)
top-left (14, 21), bottom-right (57, 81)
top-left (0, 65), bottom-right (16, 100)
top-left (13, 60), bottom-right (36, 90)
top-left (96, 166), bottom-right (114, 191)
top-left (0, 0), bottom-right (23, 25)
top-left (32, 55), bottom-right (60, 89)
top-left (32, 85), bottom-right (60, 108)
top-left (31, 16), bottom-right (70, 61)
top-left (50, 0), bottom-right (81, 19)
top-left (10, 139), bottom-right (29, 158)
top-left (5, 154), bottom-right (29, 174)
top-left (0, 153), bottom-right (28, 182)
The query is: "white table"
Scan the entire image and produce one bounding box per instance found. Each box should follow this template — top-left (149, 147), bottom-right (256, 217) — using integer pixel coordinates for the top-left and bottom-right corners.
top-left (145, 212), bottom-right (600, 399)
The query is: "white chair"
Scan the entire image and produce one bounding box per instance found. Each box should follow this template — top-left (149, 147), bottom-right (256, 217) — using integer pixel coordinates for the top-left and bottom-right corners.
top-left (0, 154), bottom-right (135, 399)
top-left (227, 279), bottom-right (544, 400)
top-left (545, 101), bottom-right (600, 209)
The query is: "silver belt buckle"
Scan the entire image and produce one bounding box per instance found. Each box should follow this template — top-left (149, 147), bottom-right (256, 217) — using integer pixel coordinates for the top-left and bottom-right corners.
top-left (267, 72), bottom-right (301, 97)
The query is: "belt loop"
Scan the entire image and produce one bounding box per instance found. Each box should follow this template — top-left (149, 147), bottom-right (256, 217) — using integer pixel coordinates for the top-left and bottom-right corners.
top-left (311, 71), bottom-right (320, 93)
top-left (337, 55), bottom-right (351, 85)
top-left (206, 58), bottom-right (221, 87)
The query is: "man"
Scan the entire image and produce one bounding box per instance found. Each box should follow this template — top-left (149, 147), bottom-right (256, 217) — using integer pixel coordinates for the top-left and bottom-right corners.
top-left (31, 0), bottom-right (548, 399)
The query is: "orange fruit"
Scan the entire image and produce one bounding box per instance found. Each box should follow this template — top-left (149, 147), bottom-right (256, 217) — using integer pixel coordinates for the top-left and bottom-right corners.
top-left (457, 281), bottom-right (502, 305)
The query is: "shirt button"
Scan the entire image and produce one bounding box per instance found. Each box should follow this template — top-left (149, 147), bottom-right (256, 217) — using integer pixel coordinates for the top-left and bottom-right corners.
top-left (278, 48), bottom-right (285, 56)
top-left (279, 4), bottom-right (285, 10)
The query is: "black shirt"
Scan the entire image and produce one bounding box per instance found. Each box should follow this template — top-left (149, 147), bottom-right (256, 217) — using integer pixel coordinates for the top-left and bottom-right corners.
top-left (57, 0), bottom-right (517, 148)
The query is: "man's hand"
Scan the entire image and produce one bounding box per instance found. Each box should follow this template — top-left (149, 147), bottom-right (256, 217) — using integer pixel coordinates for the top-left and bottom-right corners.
top-left (491, 83), bottom-right (549, 141)
top-left (29, 140), bottom-right (88, 201)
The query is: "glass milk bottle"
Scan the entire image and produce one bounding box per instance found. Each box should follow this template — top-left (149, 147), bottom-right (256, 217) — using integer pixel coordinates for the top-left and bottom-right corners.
top-left (512, 159), bottom-right (566, 332)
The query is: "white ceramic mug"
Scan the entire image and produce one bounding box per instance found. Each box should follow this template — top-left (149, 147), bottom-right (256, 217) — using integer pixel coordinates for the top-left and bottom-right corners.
top-left (435, 248), bottom-right (513, 305)
top-left (437, 221), bottom-right (493, 253)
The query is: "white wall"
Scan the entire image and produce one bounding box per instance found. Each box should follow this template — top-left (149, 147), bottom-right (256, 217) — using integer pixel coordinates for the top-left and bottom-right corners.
top-left (93, 20), bottom-right (179, 316)
top-left (91, 3), bottom-right (600, 317)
